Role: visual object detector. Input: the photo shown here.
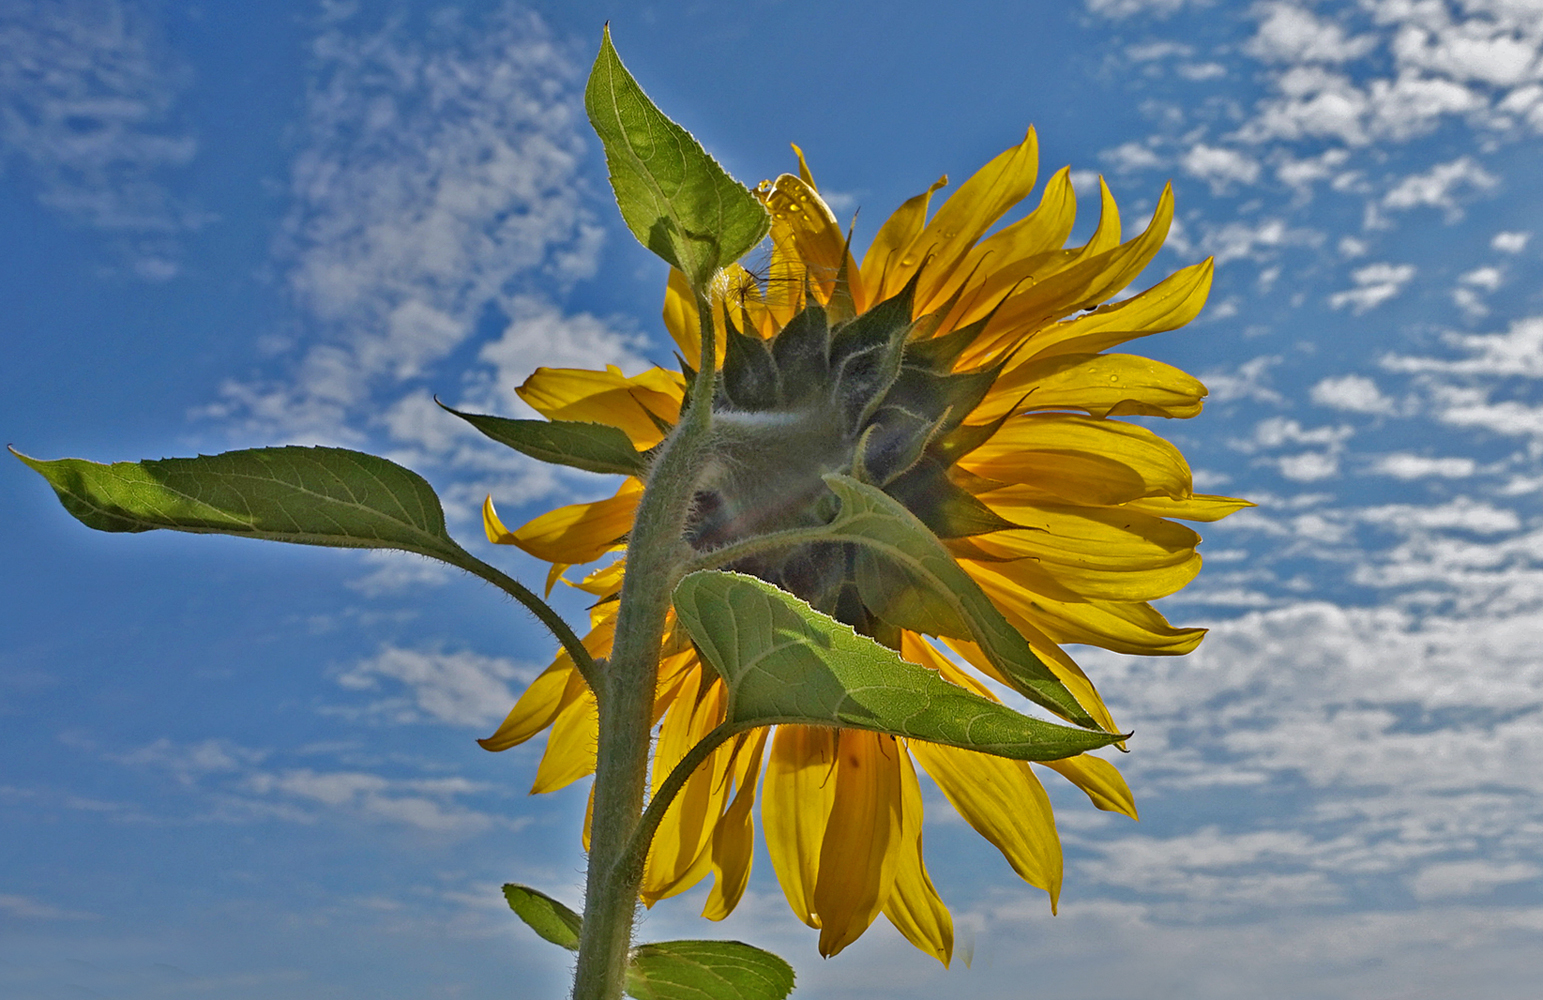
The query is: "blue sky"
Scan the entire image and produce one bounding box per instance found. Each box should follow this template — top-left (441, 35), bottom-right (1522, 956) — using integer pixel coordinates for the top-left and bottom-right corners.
top-left (4, 0), bottom-right (1543, 997)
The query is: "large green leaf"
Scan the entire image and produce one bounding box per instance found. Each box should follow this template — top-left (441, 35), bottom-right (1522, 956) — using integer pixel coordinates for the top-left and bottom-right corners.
top-left (626, 940), bottom-right (795, 1000)
top-left (439, 402), bottom-right (649, 476)
top-left (503, 884), bottom-right (582, 951)
top-left (672, 571), bottom-right (1124, 761)
top-left (585, 27), bottom-right (769, 290)
top-left (13, 446), bottom-right (466, 563)
top-left (817, 474), bottom-right (1100, 730)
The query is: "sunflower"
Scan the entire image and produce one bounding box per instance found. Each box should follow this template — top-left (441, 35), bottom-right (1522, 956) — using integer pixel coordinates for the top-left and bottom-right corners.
top-left (479, 130), bottom-right (1248, 963)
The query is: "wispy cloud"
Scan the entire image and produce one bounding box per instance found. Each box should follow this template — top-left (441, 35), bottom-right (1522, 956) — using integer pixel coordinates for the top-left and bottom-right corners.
top-left (213, 3), bottom-right (614, 453)
top-left (0, 0), bottom-right (203, 278)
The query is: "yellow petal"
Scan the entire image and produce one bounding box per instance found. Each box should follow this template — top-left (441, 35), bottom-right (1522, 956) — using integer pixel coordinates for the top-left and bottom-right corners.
top-left (479, 615), bottom-right (614, 752)
top-left (1005, 593), bottom-right (1207, 656)
top-left (503, 478), bottom-right (643, 565)
top-left (967, 503), bottom-right (1203, 602)
top-left (644, 672), bottom-right (734, 904)
top-left (959, 415), bottom-right (1193, 506)
top-left (965, 184), bottom-right (1175, 363)
top-left (518, 365), bottom-right (684, 448)
top-left (571, 558), bottom-right (627, 597)
top-left (942, 630), bottom-right (1120, 738)
top-left (861, 174), bottom-right (948, 300)
top-left (910, 740), bottom-right (1062, 910)
top-left (1082, 175), bottom-right (1123, 255)
top-left (703, 728), bottom-right (770, 921)
top-left (530, 690), bottom-right (598, 793)
top-left (762, 725), bottom-right (838, 928)
top-left (903, 129), bottom-right (1039, 308)
top-left (882, 746), bottom-right (953, 966)
top-left (1040, 754), bottom-right (1138, 820)
top-left (814, 731), bottom-right (904, 957)
top-left (764, 173), bottom-right (865, 313)
top-left (1023, 258), bottom-right (1214, 360)
top-left (899, 631), bottom-right (996, 700)
top-left (477, 661), bottom-right (580, 752)
top-left (1120, 492), bottom-right (1255, 522)
top-left (791, 142), bottom-right (817, 189)
top-left (975, 352), bottom-right (1208, 423)
top-left (923, 166), bottom-right (1078, 322)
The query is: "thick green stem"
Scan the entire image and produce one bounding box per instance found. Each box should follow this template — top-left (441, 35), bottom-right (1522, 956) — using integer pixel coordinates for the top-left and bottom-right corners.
top-left (569, 292), bottom-right (718, 1000)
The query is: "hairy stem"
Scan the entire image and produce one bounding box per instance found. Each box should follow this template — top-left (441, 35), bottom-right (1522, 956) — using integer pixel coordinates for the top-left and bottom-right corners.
top-left (569, 290), bottom-right (718, 1000)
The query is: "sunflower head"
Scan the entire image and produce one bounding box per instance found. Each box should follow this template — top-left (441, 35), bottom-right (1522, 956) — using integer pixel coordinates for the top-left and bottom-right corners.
top-left (478, 128), bottom-right (1250, 965)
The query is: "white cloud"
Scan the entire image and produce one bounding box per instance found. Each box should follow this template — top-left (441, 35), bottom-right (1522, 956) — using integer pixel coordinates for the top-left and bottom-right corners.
top-left (1384, 316), bottom-right (1543, 377)
top-left (1411, 860), bottom-right (1542, 900)
top-left (1491, 230), bottom-right (1531, 253)
top-left (1382, 156), bottom-right (1498, 220)
top-left (336, 646), bottom-right (537, 728)
top-left (1181, 143), bottom-right (1261, 191)
top-left (0, 0), bottom-right (203, 275)
top-left (1311, 374), bottom-right (1398, 414)
top-left (218, 4), bottom-right (605, 445)
top-left (1200, 218), bottom-right (1316, 263)
top-left (1329, 262), bottom-right (1415, 313)
top-left (1102, 140), bottom-right (1164, 173)
top-left (1278, 451), bottom-right (1340, 480)
top-left (1086, 0), bottom-right (1199, 17)
top-left (247, 768), bottom-right (499, 833)
top-left (1371, 454), bottom-right (1478, 479)
top-left (1247, 3), bottom-right (1376, 65)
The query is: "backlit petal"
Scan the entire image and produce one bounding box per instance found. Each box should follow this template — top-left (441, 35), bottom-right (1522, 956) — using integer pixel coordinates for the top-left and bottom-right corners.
top-left (975, 352), bottom-right (1208, 422)
top-left (703, 728), bottom-right (770, 921)
top-left (504, 478), bottom-right (643, 565)
top-left (882, 746), bottom-right (953, 965)
top-left (763, 725), bottom-right (838, 928)
top-left (1024, 258), bottom-right (1214, 360)
top-left (958, 415), bottom-right (1193, 505)
top-left (530, 690), bottom-right (597, 794)
top-left (813, 731), bottom-right (904, 957)
top-left (861, 174), bottom-right (948, 300)
top-left (910, 740), bottom-right (1062, 910)
top-left (1041, 753), bottom-right (1138, 820)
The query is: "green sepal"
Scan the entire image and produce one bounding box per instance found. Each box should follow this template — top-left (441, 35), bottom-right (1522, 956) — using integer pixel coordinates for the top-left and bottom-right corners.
top-left (769, 303), bottom-right (830, 404)
top-left (672, 570), bottom-right (1124, 758)
top-left (503, 884), bottom-right (582, 951)
top-left (585, 27), bottom-right (769, 291)
top-left (13, 446), bottom-right (468, 564)
top-left (720, 313), bottom-right (781, 411)
top-left (437, 402), bottom-right (648, 476)
top-left (901, 313), bottom-right (991, 372)
top-left (885, 457), bottom-right (1022, 538)
top-left (626, 940), bottom-right (795, 1000)
top-left (816, 475), bottom-right (1100, 730)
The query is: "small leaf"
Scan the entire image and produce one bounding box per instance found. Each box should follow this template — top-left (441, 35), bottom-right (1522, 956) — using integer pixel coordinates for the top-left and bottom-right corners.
top-left (626, 940), bottom-right (795, 1000)
top-left (672, 571), bottom-right (1124, 761)
top-left (14, 446), bottom-right (467, 563)
top-left (586, 27), bottom-right (770, 290)
top-left (817, 474), bottom-right (1101, 731)
top-left (439, 403), bottom-right (649, 476)
top-left (503, 884), bottom-right (583, 951)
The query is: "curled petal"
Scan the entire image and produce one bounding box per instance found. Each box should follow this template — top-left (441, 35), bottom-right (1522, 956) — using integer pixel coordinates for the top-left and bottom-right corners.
top-left (518, 366), bottom-right (683, 448)
top-left (883, 746), bottom-right (953, 965)
top-left (702, 728), bottom-right (770, 921)
top-left (1041, 754), bottom-right (1138, 820)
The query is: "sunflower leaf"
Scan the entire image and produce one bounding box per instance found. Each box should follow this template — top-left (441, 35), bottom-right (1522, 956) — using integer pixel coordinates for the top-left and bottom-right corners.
top-left (438, 403), bottom-right (649, 476)
top-left (625, 940), bottom-right (794, 1000)
top-left (502, 884), bottom-right (583, 951)
top-left (586, 27), bottom-right (770, 291)
top-left (673, 570), bottom-right (1125, 760)
top-left (818, 474), bottom-right (1101, 730)
top-left (13, 446), bottom-right (468, 564)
